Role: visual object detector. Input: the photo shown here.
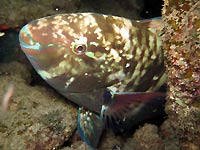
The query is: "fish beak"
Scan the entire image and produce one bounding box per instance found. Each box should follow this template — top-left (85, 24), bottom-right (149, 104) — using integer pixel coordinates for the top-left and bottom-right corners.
top-left (19, 24), bottom-right (41, 52)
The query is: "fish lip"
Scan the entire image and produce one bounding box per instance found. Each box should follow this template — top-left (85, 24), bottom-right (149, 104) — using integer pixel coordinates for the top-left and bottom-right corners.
top-left (19, 24), bottom-right (41, 51)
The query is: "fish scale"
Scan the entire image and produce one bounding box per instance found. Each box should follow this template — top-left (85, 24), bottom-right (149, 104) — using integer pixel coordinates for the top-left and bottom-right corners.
top-left (19, 13), bottom-right (165, 149)
top-left (106, 23), bottom-right (164, 92)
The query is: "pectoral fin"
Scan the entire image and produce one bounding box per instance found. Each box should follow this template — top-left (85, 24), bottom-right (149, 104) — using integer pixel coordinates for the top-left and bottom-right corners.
top-left (101, 92), bottom-right (166, 130)
top-left (77, 107), bottom-right (104, 149)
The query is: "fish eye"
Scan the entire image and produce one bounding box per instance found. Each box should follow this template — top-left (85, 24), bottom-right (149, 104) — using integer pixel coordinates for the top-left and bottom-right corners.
top-left (73, 44), bottom-right (87, 55)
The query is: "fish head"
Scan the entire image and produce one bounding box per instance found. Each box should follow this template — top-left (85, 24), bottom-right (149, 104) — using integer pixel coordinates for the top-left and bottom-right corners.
top-left (19, 13), bottom-right (132, 95)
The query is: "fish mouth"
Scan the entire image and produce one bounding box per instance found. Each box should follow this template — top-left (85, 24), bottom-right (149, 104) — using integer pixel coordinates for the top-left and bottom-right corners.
top-left (19, 24), bottom-right (42, 52)
top-left (19, 24), bottom-right (68, 62)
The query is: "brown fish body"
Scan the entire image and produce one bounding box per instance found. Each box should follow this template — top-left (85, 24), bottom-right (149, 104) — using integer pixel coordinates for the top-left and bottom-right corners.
top-left (19, 13), bottom-right (165, 113)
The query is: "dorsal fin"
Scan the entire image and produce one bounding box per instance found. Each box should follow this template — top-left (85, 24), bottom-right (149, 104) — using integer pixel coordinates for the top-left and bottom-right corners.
top-left (135, 17), bottom-right (163, 31)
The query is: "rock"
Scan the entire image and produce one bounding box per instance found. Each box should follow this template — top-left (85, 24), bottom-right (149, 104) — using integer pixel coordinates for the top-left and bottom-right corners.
top-left (61, 141), bottom-right (90, 150)
top-left (0, 62), bottom-right (77, 150)
top-left (123, 124), bottom-right (164, 150)
top-left (99, 130), bottom-right (124, 150)
top-left (0, 0), bottom-right (144, 27)
top-left (160, 119), bottom-right (180, 150)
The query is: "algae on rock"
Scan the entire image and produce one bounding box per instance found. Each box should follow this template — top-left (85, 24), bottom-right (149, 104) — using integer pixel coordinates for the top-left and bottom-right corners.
top-left (0, 62), bottom-right (77, 150)
top-left (162, 0), bottom-right (200, 149)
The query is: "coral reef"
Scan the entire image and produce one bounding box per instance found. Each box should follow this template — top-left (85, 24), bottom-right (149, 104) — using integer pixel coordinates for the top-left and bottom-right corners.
top-left (99, 130), bottom-right (124, 149)
top-left (0, 68), bottom-right (175, 150)
top-left (0, 0), bottom-right (174, 149)
top-left (160, 119), bottom-right (180, 150)
top-left (0, 0), bottom-right (143, 28)
top-left (162, 0), bottom-right (200, 149)
top-left (60, 141), bottom-right (90, 150)
top-left (123, 124), bottom-right (164, 150)
top-left (123, 121), bottom-right (180, 150)
top-left (0, 62), bottom-right (77, 150)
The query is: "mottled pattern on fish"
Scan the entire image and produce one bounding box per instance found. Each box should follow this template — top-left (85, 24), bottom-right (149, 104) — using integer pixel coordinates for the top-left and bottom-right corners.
top-left (19, 13), bottom-right (165, 111)
top-left (19, 13), bottom-right (166, 149)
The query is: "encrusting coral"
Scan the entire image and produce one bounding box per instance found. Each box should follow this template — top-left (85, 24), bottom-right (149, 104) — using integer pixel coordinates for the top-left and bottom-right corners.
top-left (162, 0), bottom-right (200, 149)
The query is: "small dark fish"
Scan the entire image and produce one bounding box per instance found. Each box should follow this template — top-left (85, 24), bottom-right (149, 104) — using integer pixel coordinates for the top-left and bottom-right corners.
top-left (19, 13), bottom-right (165, 148)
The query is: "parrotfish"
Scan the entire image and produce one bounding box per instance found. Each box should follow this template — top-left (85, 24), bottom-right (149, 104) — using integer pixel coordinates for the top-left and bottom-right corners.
top-left (19, 13), bottom-right (165, 148)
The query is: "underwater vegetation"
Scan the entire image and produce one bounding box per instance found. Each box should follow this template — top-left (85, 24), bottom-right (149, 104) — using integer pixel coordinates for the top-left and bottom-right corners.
top-left (162, 0), bottom-right (200, 149)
